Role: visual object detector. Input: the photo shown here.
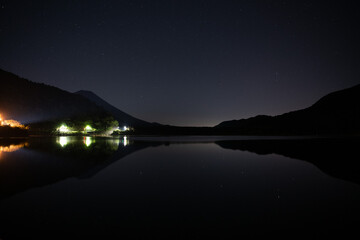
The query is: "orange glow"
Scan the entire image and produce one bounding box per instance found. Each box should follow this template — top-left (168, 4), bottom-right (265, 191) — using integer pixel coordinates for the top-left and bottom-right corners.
top-left (0, 143), bottom-right (28, 153)
top-left (0, 114), bottom-right (27, 129)
top-left (0, 142), bottom-right (29, 159)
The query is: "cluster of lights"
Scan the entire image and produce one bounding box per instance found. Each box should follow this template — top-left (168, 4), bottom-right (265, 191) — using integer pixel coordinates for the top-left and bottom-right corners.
top-left (113, 126), bottom-right (130, 134)
top-left (57, 124), bottom-right (129, 136)
top-left (57, 124), bottom-right (96, 134)
top-left (0, 114), bottom-right (26, 128)
top-left (58, 125), bottom-right (69, 133)
top-left (57, 136), bottom-right (95, 148)
top-left (57, 136), bottom-right (129, 148)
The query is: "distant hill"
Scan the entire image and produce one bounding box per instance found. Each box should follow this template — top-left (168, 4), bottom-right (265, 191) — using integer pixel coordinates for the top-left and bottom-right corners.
top-left (0, 69), bottom-right (114, 132)
top-left (76, 90), bottom-right (154, 128)
top-left (215, 84), bottom-right (360, 135)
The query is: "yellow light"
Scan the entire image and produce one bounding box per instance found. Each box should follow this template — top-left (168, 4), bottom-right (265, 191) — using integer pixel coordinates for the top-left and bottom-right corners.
top-left (58, 125), bottom-right (69, 133)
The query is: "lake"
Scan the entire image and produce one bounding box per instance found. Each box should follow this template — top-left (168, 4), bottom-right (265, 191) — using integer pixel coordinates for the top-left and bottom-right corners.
top-left (0, 136), bottom-right (360, 239)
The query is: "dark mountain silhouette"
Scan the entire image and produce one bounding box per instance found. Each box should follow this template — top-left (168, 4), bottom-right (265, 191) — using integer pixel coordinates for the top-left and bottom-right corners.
top-left (76, 90), bottom-right (154, 128)
top-left (215, 84), bottom-right (360, 135)
top-left (0, 69), bottom-right (114, 132)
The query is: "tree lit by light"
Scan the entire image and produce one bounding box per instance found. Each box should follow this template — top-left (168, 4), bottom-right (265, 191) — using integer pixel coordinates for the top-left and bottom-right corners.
top-left (58, 125), bottom-right (69, 133)
top-left (84, 125), bottom-right (93, 132)
top-left (57, 136), bottom-right (69, 147)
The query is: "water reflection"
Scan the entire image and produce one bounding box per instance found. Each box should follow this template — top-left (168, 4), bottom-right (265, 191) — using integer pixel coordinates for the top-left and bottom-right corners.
top-left (215, 137), bottom-right (360, 185)
top-left (55, 136), bottom-right (130, 148)
top-left (0, 142), bottom-right (28, 153)
top-left (57, 136), bottom-right (69, 147)
top-left (83, 136), bottom-right (93, 147)
top-left (123, 136), bottom-right (129, 146)
top-left (0, 137), bottom-right (155, 200)
top-left (0, 137), bottom-right (360, 239)
top-left (0, 139), bottom-right (28, 160)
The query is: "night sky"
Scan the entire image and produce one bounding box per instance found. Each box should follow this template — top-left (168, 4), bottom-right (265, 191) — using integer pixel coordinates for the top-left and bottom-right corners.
top-left (1, 1), bottom-right (359, 126)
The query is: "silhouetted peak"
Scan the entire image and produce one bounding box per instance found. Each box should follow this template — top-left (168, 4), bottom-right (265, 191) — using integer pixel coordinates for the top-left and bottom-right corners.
top-left (0, 69), bottom-right (113, 126)
top-left (310, 84), bottom-right (360, 110)
top-left (75, 90), bottom-right (98, 97)
top-left (216, 83), bottom-right (360, 135)
top-left (76, 90), bottom-right (153, 128)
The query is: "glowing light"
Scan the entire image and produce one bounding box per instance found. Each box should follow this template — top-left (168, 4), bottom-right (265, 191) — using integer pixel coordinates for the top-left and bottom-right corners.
top-left (84, 125), bottom-right (93, 131)
top-left (0, 143), bottom-right (28, 153)
top-left (58, 125), bottom-right (69, 133)
top-left (123, 126), bottom-right (128, 131)
top-left (0, 114), bottom-right (26, 128)
top-left (123, 136), bottom-right (129, 146)
top-left (84, 136), bottom-right (92, 147)
top-left (57, 136), bottom-right (69, 147)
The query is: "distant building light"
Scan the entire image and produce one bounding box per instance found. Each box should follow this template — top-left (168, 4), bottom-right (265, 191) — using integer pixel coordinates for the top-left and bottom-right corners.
top-left (123, 126), bottom-right (128, 131)
top-left (58, 125), bottom-right (69, 133)
top-left (84, 125), bottom-right (93, 132)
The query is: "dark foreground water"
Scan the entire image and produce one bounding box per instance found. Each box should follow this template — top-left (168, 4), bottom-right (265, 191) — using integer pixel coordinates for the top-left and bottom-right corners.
top-left (0, 136), bottom-right (360, 239)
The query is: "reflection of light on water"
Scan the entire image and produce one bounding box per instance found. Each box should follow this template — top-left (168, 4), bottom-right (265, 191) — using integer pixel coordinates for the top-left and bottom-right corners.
top-left (123, 136), bottom-right (128, 146)
top-left (0, 143), bottom-right (28, 158)
top-left (57, 136), bottom-right (69, 147)
top-left (84, 137), bottom-right (93, 147)
top-left (55, 136), bottom-right (128, 149)
top-left (0, 143), bottom-right (28, 153)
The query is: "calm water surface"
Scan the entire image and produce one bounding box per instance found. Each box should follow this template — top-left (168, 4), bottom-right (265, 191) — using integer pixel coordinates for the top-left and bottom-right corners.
top-left (0, 136), bottom-right (359, 239)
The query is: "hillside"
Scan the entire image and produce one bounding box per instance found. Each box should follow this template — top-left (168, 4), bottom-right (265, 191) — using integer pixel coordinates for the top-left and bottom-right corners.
top-left (215, 84), bottom-right (360, 135)
top-left (76, 90), bottom-right (153, 128)
top-left (0, 69), bottom-right (115, 133)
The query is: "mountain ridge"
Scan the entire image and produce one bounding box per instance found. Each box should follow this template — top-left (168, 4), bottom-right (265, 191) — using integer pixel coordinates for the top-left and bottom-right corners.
top-left (215, 83), bottom-right (360, 135)
top-left (0, 68), bottom-right (115, 133)
top-left (75, 90), bottom-right (154, 128)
